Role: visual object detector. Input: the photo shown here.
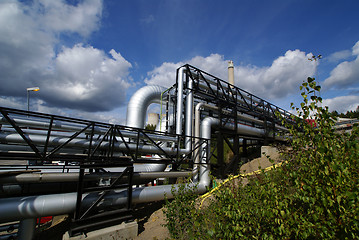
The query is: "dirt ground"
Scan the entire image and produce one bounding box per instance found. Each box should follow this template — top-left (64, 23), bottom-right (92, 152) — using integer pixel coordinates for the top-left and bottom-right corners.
top-left (133, 201), bottom-right (170, 240)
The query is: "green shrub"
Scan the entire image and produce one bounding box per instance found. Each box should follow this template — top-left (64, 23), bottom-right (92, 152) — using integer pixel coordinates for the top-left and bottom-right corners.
top-left (162, 183), bottom-right (200, 239)
top-left (164, 77), bottom-right (359, 239)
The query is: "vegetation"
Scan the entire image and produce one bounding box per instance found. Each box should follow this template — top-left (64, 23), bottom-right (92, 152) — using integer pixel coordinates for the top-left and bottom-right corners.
top-left (163, 77), bottom-right (359, 239)
top-left (145, 124), bottom-right (156, 131)
top-left (331, 108), bottom-right (359, 119)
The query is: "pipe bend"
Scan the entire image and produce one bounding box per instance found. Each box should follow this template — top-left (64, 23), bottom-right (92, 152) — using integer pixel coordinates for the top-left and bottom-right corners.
top-left (201, 117), bottom-right (219, 140)
top-left (126, 85), bottom-right (167, 129)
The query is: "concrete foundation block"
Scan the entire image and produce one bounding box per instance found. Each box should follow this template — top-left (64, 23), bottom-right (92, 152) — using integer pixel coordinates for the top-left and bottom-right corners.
top-left (63, 221), bottom-right (138, 240)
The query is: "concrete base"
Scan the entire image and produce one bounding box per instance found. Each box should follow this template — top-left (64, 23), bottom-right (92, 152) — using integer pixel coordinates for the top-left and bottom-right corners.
top-left (63, 221), bottom-right (138, 240)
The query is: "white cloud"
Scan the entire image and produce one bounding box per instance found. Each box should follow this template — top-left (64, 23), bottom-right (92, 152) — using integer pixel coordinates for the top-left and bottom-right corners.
top-left (323, 41), bottom-right (359, 88)
top-left (31, 0), bottom-right (103, 37)
top-left (327, 50), bottom-right (352, 62)
top-left (145, 51), bottom-right (316, 100)
top-left (322, 95), bottom-right (359, 113)
top-left (145, 62), bottom-right (181, 87)
top-left (41, 44), bottom-right (132, 111)
top-left (0, 0), bottom-right (132, 114)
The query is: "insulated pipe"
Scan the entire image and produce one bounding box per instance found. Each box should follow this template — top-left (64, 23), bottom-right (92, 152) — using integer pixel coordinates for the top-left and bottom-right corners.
top-left (188, 69), bottom-right (289, 119)
top-left (193, 102), bottom-right (287, 181)
top-left (195, 80), bottom-right (292, 122)
top-left (176, 67), bottom-right (185, 135)
top-left (0, 132), bottom-right (188, 155)
top-left (193, 103), bottom-right (218, 181)
top-left (198, 117), bottom-right (215, 186)
top-left (0, 178), bottom-right (208, 223)
top-left (0, 115), bottom-right (213, 223)
top-left (0, 172), bottom-right (207, 223)
top-left (185, 75), bottom-right (194, 150)
top-left (0, 171), bottom-right (193, 184)
top-left (126, 85), bottom-right (167, 129)
top-left (0, 119), bottom-right (180, 143)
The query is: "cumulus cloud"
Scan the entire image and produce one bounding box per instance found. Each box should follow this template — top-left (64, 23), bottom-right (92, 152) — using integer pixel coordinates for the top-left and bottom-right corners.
top-left (322, 95), bottom-right (359, 113)
top-left (145, 51), bottom-right (316, 100)
top-left (323, 41), bottom-right (359, 88)
top-left (33, 0), bottom-right (103, 37)
top-left (42, 45), bottom-right (132, 111)
top-left (0, 0), bottom-right (132, 113)
top-left (145, 62), bottom-right (181, 87)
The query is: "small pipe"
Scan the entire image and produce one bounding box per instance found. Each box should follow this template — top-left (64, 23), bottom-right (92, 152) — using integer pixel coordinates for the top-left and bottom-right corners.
top-left (159, 86), bottom-right (172, 132)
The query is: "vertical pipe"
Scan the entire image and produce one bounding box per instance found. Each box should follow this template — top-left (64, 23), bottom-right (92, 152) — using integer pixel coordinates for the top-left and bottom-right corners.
top-left (185, 74), bottom-right (193, 151)
top-left (199, 117), bottom-right (219, 186)
top-left (18, 218), bottom-right (36, 240)
top-left (194, 103), bottom-right (218, 182)
top-left (176, 67), bottom-right (185, 135)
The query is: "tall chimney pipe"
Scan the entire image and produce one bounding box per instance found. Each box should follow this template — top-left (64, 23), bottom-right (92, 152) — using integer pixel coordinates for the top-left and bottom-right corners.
top-left (228, 60), bottom-right (234, 86)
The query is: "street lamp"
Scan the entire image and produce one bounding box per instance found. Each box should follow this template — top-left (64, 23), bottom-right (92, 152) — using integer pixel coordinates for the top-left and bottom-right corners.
top-left (27, 87), bottom-right (40, 112)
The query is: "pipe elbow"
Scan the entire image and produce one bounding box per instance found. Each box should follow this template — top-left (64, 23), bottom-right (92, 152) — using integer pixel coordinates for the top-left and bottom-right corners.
top-left (201, 117), bottom-right (219, 139)
top-left (126, 85), bottom-right (167, 129)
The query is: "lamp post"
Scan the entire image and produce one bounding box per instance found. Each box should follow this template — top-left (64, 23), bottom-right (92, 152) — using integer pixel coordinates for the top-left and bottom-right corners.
top-left (26, 87), bottom-right (39, 165)
top-left (26, 87), bottom-right (40, 112)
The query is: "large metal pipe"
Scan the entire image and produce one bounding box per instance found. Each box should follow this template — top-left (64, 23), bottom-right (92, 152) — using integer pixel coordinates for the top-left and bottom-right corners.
top-left (0, 132), bottom-right (188, 155)
top-left (0, 118), bottom-right (180, 143)
top-left (0, 100), bottom-right (271, 222)
top-left (126, 85), bottom-right (167, 129)
top-left (187, 68), bottom-right (291, 121)
top-left (0, 114), bottom-right (214, 223)
top-left (0, 65), bottom-right (289, 225)
top-left (0, 171), bottom-right (193, 184)
top-left (0, 172), bottom-right (207, 223)
top-left (185, 75), bottom-right (194, 151)
top-left (176, 67), bottom-right (185, 135)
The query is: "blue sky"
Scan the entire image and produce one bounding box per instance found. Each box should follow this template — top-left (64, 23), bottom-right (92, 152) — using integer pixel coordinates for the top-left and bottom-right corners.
top-left (0, 0), bottom-right (359, 124)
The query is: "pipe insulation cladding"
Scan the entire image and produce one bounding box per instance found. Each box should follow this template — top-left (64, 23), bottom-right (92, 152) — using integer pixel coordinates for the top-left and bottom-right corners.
top-left (126, 85), bottom-right (167, 129)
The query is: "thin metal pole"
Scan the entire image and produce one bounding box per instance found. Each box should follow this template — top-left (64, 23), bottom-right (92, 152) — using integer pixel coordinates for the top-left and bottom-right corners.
top-left (27, 90), bottom-right (30, 112)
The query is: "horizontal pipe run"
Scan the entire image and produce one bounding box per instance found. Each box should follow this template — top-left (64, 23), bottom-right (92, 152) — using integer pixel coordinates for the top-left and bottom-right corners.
top-left (0, 132), bottom-right (189, 155)
top-left (0, 182), bottom-right (207, 223)
top-left (0, 123), bottom-right (180, 143)
top-left (189, 71), bottom-right (292, 121)
top-left (0, 171), bottom-right (193, 184)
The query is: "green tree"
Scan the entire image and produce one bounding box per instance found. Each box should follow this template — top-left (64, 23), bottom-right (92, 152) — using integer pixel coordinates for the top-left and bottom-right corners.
top-left (164, 77), bottom-right (359, 239)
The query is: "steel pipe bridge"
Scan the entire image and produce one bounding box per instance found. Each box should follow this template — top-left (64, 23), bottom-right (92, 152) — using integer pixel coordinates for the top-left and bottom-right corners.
top-left (0, 64), bottom-right (294, 239)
